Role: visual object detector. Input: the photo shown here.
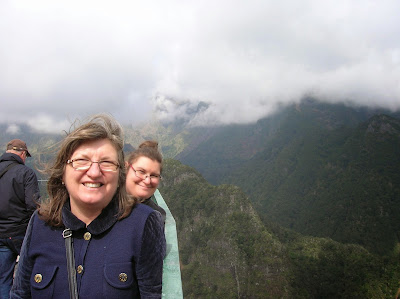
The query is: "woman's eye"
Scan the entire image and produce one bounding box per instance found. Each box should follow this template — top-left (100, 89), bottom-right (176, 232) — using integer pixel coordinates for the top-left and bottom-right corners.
top-left (75, 159), bottom-right (90, 164)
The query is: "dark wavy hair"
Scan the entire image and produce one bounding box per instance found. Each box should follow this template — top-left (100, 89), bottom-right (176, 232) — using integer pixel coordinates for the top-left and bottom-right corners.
top-left (39, 114), bottom-right (136, 227)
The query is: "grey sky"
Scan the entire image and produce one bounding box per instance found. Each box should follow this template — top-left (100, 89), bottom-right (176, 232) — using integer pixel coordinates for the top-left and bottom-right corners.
top-left (1, 0), bottom-right (399, 133)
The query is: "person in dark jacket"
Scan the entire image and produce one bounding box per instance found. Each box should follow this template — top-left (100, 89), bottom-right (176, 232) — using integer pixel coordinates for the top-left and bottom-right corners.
top-left (125, 141), bottom-right (166, 225)
top-left (0, 139), bottom-right (40, 299)
top-left (10, 114), bottom-right (166, 299)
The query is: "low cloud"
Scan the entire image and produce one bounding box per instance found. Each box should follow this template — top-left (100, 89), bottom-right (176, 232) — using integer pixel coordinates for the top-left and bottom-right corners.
top-left (0, 0), bottom-right (399, 132)
top-left (6, 124), bottom-right (20, 134)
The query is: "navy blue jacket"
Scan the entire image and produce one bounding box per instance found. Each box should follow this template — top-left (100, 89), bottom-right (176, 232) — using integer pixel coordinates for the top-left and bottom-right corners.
top-left (10, 199), bottom-right (166, 298)
top-left (0, 153), bottom-right (40, 238)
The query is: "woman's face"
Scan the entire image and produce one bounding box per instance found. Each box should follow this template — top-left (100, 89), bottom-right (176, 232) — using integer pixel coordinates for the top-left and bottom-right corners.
top-left (64, 138), bottom-right (120, 217)
top-left (126, 156), bottom-right (161, 200)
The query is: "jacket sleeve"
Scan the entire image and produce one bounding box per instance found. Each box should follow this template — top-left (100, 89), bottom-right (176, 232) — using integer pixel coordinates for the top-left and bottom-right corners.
top-left (10, 212), bottom-right (36, 298)
top-left (24, 169), bottom-right (40, 214)
top-left (136, 211), bottom-right (167, 299)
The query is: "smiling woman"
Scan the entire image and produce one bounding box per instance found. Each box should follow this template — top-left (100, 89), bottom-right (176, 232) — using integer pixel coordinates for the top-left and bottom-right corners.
top-left (126, 140), bottom-right (166, 224)
top-left (63, 138), bottom-right (120, 225)
top-left (10, 114), bottom-right (166, 299)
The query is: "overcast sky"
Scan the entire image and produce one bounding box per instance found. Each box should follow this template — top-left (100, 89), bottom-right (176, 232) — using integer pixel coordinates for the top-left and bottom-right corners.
top-left (1, 0), bottom-right (399, 133)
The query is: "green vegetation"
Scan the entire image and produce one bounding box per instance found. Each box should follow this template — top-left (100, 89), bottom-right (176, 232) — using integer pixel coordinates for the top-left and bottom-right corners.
top-left (160, 159), bottom-right (400, 298)
top-left (160, 159), bottom-right (291, 298)
top-left (226, 112), bottom-right (400, 255)
top-left (171, 100), bottom-right (400, 256)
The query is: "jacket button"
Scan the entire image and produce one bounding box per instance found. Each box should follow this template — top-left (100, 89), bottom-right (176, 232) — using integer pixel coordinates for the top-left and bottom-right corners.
top-left (77, 265), bottom-right (84, 274)
top-left (119, 273), bottom-right (128, 282)
top-left (84, 232), bottom-right (91, 240)
top-left (34, 274), bottom-right (42, 283)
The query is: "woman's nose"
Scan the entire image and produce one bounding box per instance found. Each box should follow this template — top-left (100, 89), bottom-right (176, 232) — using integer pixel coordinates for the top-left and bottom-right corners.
top-left (86, 162), bottom-right (102, 177)
top-left (142, 175), bottom-right (152, 183)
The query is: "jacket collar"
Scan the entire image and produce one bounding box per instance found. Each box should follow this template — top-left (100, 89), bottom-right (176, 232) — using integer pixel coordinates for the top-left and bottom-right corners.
top-left (0, 153), bottom-right (24, 164)
top-left (62, 198), bottom-right (120, 235)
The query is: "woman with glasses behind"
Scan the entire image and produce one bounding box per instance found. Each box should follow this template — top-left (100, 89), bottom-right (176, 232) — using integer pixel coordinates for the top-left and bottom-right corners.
top-left (125, 141), bottom-right (166, 225)
top-left (10, 114), bottom-right (166, 299)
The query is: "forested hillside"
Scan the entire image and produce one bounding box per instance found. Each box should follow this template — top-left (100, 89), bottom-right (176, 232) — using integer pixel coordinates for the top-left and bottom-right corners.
top-left (176, 99), bottom-right (381, 183)
top-left (173, 100), bottom-right (400, 255)
top-left (224, 112), bottom-right (400, 255)
top-left (159, 159), bottom-right (291, 298)
top-left (159, 159), bottom-right (400, 298)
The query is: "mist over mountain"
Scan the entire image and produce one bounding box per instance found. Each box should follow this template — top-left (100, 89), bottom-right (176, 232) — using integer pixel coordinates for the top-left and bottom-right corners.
top-left (166, 99), bottom-right (400, 255)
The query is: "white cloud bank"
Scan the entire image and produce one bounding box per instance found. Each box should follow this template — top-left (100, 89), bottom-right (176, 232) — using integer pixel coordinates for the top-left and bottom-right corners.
top-left (0, 0), bottom-right (399, 132)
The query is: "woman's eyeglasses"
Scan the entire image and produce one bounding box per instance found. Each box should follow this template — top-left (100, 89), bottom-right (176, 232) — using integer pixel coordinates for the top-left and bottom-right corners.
top-left (130, 165), bottom-right (161, 182)
top-left (67, 159), bottom-right (119, 172)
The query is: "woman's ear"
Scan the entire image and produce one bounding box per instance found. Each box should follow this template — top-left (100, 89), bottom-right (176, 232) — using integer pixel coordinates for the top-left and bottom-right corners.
top-left (125, 161), bottom-right (129, 169)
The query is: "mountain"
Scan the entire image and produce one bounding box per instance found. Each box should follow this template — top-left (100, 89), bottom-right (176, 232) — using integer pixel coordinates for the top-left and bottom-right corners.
top-left (223, 111), bottom-right (400, 255)
top-left (159, 159), bottom-right (400, 298)
top-left (163, 99), bottom-right (400, 255)
top-left (175, 99), bottom-right (393, 183)
top-left (159, 159), bottom-right (290, 298)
